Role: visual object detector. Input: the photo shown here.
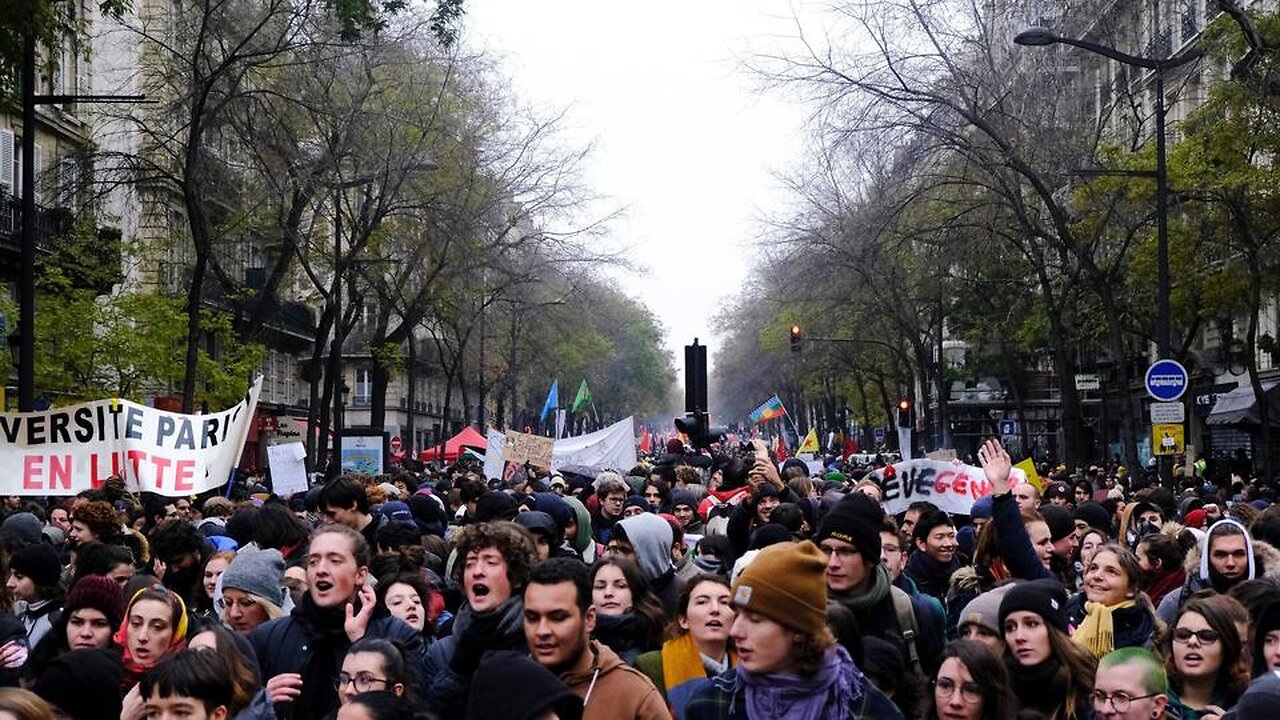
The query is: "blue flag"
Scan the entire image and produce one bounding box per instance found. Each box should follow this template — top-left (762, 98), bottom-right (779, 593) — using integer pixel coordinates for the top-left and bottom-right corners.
top-left (540, 380), bottom-right (559, 422)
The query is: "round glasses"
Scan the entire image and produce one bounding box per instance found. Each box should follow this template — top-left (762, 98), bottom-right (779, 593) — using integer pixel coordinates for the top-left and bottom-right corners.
top-left (334, 673), bottom-right (390, 693)
top-left (934, 677), bottom-right (983, 704)
top-left (1091, 690), bottom-right (1158, 713)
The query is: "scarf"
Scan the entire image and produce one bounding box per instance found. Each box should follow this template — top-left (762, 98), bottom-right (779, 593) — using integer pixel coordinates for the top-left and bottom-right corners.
top-left (290, 593), bottom-right (352, 720)
top-left (1073, 599), bottom-right (1138, 657)
top-left (735, 645), bottom-right (861, 720)
top-left (904, 551), bottom-right (960, 596)
top-left (661, 633), bottom-right (735, 698)
top-left (113, 586), bottom-right (190, 688)
top-left (829, 564), bottom-right (891, 613)
top-left (593, 612), bottom-right (645, 665)
top-left (1008, 656), bottom-right (1070, 719)
top-left (1143, 567), bottom-right (1186, 607)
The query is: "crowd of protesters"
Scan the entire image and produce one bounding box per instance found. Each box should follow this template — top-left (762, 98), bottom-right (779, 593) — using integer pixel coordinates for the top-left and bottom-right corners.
top-left (0, 437), bottom-right (1279, 719)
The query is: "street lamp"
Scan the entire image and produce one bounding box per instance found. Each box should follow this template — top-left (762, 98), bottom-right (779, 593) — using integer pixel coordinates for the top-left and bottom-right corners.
top-left (1014, 27), bottom-right (1202, 360)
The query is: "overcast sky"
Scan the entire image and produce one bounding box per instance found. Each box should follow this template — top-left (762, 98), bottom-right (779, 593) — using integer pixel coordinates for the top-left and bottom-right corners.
top-left (463, 1), bottom-right (825, 380)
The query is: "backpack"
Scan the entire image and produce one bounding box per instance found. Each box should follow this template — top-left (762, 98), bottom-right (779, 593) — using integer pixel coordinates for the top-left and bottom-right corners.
top-left (888, 585), bottom-right (923, 678)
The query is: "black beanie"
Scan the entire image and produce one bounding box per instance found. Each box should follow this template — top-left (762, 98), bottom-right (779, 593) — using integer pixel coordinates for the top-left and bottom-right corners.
top-left (34, 648), bottom-right (125, 719)
top-left (475, 491), bottom-right (519, 523)
top-left (816, 492), bottom-right (884, 563)
top-left (999, 578), bottom-right (1069, 633)
top-left (1073, 501), bottom-right (1113, 535)
top-left (748, 523), bottom-right (794, 551)
top-left (1040, 505), bottom-right (1075, 543)
top-left (10, 543), bottom-right (62, 589)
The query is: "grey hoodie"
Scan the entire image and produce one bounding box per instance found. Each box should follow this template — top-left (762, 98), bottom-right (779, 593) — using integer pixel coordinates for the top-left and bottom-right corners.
top-left (616, 513), bottom-right (674, 582)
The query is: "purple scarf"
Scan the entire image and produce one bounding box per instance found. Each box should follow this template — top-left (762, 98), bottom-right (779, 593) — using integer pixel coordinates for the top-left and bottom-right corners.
top-left (734, 645), bottom-right (861, 720)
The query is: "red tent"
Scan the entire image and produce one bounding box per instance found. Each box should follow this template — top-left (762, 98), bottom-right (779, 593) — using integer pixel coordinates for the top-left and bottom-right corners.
top-left (418, 426), bottom-right (489, 462)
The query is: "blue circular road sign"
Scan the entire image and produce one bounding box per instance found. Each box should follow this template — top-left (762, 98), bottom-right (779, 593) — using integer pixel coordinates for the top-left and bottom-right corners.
top-left (1145, 359), bottom-right (1189, 402)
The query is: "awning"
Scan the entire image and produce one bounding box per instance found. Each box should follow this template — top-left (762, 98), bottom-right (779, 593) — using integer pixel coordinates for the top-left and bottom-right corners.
top-left (1206, 381), bottom-right (1280, 427)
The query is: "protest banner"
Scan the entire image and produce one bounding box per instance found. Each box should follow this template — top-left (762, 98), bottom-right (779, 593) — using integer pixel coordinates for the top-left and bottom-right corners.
top-left (873, 458), bottom-right (1029, 516)
top-left (266, 441), bottom-right (308, 496)
top-left (503, 430), bottom-right (555, 468)
top-left (0, 377), bottom-right (262, 496)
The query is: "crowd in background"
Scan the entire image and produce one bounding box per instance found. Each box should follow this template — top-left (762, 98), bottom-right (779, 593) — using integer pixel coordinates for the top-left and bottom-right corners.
top-left (0, 436), bottom-right (1278, 719)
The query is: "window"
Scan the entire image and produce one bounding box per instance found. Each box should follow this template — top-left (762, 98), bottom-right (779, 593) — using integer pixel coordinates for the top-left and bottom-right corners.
top-left (354, 368), bottom-right (372, 406)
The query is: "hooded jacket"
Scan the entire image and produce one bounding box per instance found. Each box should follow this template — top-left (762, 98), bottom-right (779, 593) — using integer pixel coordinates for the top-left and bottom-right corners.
top-left (560, 640), bottom-right (667, 720)
top-left (465, 650), bottom-right (583, 720)
top-left (563, 496), bottom-right (599, 562)
top-left (616, 513), bottom-right (682, 615)
top-left (1156, 518), bottom-right (1277, 624)
top-left (424, 596), bottom-right (527, 719)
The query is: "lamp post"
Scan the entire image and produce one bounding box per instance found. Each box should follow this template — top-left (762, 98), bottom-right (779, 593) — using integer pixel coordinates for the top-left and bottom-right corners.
top-left (1014, 27), bottom-right (1201, 360)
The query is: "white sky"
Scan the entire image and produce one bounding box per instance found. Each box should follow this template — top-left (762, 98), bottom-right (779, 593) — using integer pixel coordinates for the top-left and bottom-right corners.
top-left (463, 1), bottom-right (825, 377)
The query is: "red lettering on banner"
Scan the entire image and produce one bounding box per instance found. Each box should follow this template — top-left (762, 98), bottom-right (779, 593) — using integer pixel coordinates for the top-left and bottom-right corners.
top-left (127, 449), bottom-right (146, 480)
top-left (953, 474), bottom-right (968, 497)
top-left (150, 455), bottom-right (172, 489)
top-left (48, 455), bottom-right (72, 491)
top-left (174, 460), bottom-right (195, 492)
top-left (23, 456), bottom-right (43, 490)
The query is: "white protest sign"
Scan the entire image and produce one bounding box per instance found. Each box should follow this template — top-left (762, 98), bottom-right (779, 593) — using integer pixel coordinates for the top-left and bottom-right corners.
top-left (0, 377), bottom-right (262, 496)
top-left (483, 429), bottom-right (507, 481)
top-left (872, 458), bottom-right (1028, 516)
top-left (267, 441), bottom-right (309, 496)
top-left (551, 417), bottom-right (637, 472)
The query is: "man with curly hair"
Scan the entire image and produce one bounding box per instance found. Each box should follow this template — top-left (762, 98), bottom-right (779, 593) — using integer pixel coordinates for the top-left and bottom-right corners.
top-left (424, 520), bottom-right (539, 718)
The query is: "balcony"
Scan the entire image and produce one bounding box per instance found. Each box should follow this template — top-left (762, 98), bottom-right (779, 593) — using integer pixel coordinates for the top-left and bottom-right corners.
top-left (0, 193), bottom-right (73, 253)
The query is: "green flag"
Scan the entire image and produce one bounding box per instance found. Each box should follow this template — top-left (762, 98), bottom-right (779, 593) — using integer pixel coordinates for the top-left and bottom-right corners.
top-left (571, 379), bottom-right (592, 413)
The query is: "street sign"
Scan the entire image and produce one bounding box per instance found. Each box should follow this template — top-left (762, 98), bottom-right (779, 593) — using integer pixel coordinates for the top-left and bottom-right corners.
top-left (390, 435), bottom-right (403, 453)
top-left (874, 427), bottom-right (886, 441)
top-left (1152, 423), bottom-right (1185, 455)
top-left (1145, 359), bottom-right (1189, 402)
top-left (999, 419), bottom-right (1018, 436)
top-left (1150, 402), bottom-right (1186, 424)
top-left (1075, 373), bottom-right (1101, 391)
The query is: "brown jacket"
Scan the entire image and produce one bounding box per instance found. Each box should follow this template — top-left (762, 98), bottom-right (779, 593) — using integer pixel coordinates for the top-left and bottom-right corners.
top-left (561, 640), bottom-right (668, 720)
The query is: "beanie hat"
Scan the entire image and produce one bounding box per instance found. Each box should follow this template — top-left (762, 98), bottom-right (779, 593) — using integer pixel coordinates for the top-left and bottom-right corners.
top-left (33, 648), bottom-right (124, 719)
top-left (970, 495), bottom-right (994, 520)
top-left (957, 583), bottom-right (1017, 637)
top-left (1253, 602), bottom-right (1280, 676)
top-left (1043, 481), bottom-right (1071, 501)
top-left (9, 543), bottom-right (62, 588)
top-left (1040, 505), bottom-right (1075, 543)
top-left (475, 491), bottom-right (518, 523)
top-left (1073, 501), bottom-right (1112, 534)
top-left (1232, 670), bottom-right (1280, 720)
top-left (380, 500), bottom-right (414, 524)
top-left (747, 523), bottom-right (794, 551)
top-left (731, 540), bottom-right (828, 636)
top-left (860, 636), bottom-right (905, 683)
top-left (220, 548), bottom-right (287, 608)
top-left (0, 512), bottom-right (42, 546)
top-left (1185, 508), bottom-right (1207, 529)
top-left (670, 489), bottom-right (697, 511)
top-left (623, 495), bottom-right (650, 514)
top-left (815, 492), bottom-right (884, 563)
top-left (64, 575), bottom-right (127, 629)
top-left (514, 511), bottom-right (558, 543)
top-left (999, 578), bottom-right (1069, 634)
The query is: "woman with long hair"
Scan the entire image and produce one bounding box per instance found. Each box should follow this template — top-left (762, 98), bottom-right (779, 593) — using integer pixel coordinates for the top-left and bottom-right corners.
top-left (186, 622), bottom-right (261, 715)
top-left (115, 584), bottom-right (189, 689)
top-left (1066, 543), bottom-right (1159, 656)
top-left (0, 687), bottom-right (52, 720)
top-left (376, 572), bottom-right (434, 641)
top-left (920, 639), bottom-right (1016, 720)
top-left (684, 541), bottom-right (903, 720)
top-left (1162, 593), bottom-right (1250, 719)
top-left (1000, 579), bottom-right (1096, 720)
top-left (336, 638), bottom-right (423, 707)
top-left (1136, 531), bottom-right (1194, 608)
top-left (196, 550), bottom-right (235, 621)
top-left (588, 557), bottom-right (664, 664)
top-left (635, 574), bottom-right (736, 716)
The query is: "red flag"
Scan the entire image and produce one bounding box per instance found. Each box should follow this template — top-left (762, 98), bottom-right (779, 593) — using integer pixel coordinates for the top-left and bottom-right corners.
top-left (774, 435), bottom-right (789, 461)
top-left (638, 427), bottom-right (652, 454)
top-left (843, 436), bottom-right (858, 460)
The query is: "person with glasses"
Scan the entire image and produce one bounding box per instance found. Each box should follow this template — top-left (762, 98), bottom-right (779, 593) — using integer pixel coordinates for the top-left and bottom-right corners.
top-left (1162, 594), bottom-right (1251, 720)
top-left (1091, 647), bottom-right (1169, 720)
top-left (335, 638), bottom-right (419, 706)
top-left (591, 472), bottom-right (631, 545)
top-left (921, 639), bottom-right (1015, 720)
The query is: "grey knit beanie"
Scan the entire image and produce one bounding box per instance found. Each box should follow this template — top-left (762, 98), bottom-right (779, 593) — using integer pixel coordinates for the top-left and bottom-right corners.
top-left (220, 547), bottom-right (286, 608)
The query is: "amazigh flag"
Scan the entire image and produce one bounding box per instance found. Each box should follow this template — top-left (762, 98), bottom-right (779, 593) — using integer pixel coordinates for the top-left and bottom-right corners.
top-left (749, 394), bottom-right (787, 425)
top-left (571, 379), bottom-right (592, 413)
top-left (540, 380), bottom-right (559, 422)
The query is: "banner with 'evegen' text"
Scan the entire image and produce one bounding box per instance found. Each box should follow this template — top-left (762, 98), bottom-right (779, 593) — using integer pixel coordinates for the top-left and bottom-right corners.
top-left (0, 376), bottom-right (262, 496)
top-left (873, 458), bottom-right (1029, 516)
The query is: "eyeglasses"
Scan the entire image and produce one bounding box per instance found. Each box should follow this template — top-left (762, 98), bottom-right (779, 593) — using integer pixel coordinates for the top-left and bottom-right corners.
top-left (934, 677), bottom-right (983, 703)
top-left (817, 544), bottom-right (859, 560)
top-left (1091, 690), bottom-right (1158, 712)
top-left (334, 673), bottom-right (390, 692)
top-left (1173, 628), bottom-right (1220, 644)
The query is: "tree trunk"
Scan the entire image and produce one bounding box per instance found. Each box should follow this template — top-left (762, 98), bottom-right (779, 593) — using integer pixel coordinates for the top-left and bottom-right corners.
top-left (368, 311), bottom-right (391, 432)
top-left (180, 249), bottom-right (208, 413)
top-left (1245, 252), bottom-right (1273, 483)
top-left (305, 305), bottom-right (335, 469)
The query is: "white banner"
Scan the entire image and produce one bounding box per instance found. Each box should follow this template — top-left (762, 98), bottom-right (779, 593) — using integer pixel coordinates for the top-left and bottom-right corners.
top-left (483, 428), bottom-right (506, 481)
top-left (266, 441), bottom-right (308, 496)
top-left (0, 377), bottom-right (262, 496)
top-left (551, 417), bottom-right (636, 472)
top-left (872, 458), bottom-right (1029, 516)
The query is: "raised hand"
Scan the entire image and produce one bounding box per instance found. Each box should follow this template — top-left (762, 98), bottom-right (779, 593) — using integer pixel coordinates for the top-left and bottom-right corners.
top-left (977, 438), bottom-right (1012, 496)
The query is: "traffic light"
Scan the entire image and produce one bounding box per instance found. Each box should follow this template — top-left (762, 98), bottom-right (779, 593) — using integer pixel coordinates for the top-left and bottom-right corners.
top-left (897, 398), bottom-right (913, 428)
top-left (789, 325), bottom-right (803, 353)
top-left (674, 411), bottom-right (728, 449)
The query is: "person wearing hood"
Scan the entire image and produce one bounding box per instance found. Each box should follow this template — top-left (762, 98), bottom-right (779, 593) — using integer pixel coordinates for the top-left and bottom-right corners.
top-left (31, 647), bottom-right (125, 720)
top-left (524, 558), bottom-right (666, 719)
top-left (562, 496), bottom-right (599, 563)
top-left (465, 650), bottom-right (584, 720)
top-left (607, 513), bottom-right (683, 616)
top-left (515, 510), bottom-right (569, 562)
top-left (424, 521), bottom-right (539, 719)
top-left (7, 543), bottom-right (65, 648)
top-left (1136, 530), bottom-right (1195, 608)
top-left (1157, 518), bottom-right (1258, 625)
top-left (407, 493), bottom-right (447, 538)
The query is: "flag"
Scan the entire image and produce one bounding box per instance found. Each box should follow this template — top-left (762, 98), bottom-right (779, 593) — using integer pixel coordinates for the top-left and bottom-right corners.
top-left (773, 434), bottom-right (789, 461)
top-left (638, 427), bottom-right (652, 454)
top-left (798, 428), bottom-right (819, 455)
top-left (1014, 457), bottom-right (1042, 490)
top-left (748, 394), bottom-right (787, 425)
top-left (571, 379), bottom-right (592, 413)
top-left (540, 380), bottom-right (559, 422)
